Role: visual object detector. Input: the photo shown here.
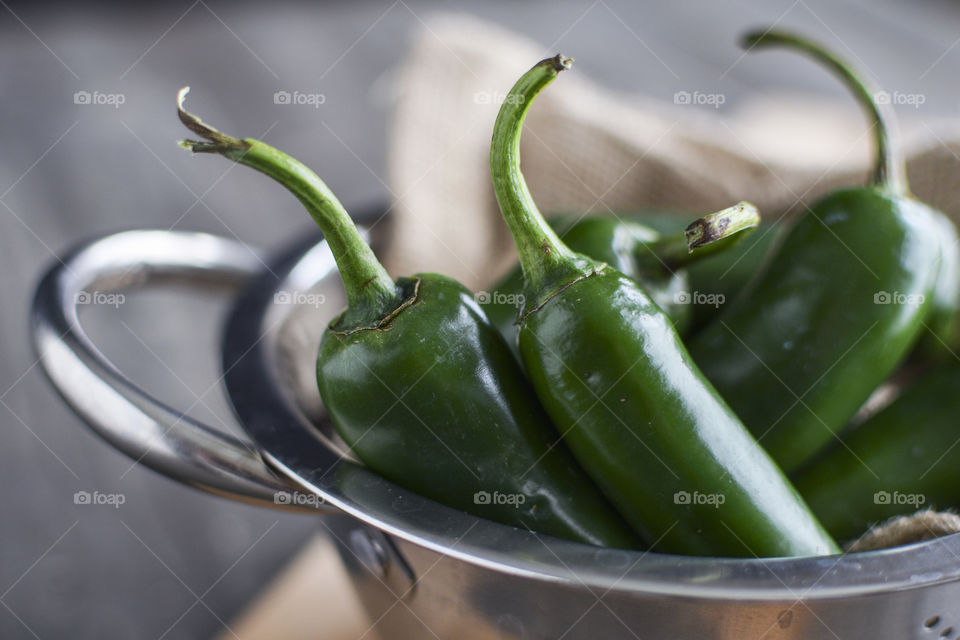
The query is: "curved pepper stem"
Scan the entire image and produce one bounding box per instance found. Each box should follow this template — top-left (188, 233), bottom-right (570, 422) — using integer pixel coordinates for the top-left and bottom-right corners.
top-left (650, 201), bottom-right (761, 268)
top-left (490, 56), bottom-right (597, 295)
top-left (176, 88), bottom-right (402, 328)
top-left (742, 30), bottom-right (907, 195)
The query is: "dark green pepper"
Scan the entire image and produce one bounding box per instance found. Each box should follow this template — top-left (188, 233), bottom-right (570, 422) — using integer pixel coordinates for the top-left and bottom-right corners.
top-left (491, 56), bottom-right (838, 557)
top-left (525, 211), bottom-right (784, 335)
top-left (688, 31), bottom-right (945, 473)
top-left (684, 220), bottom-right (782, 333)
top-left (482, 203), bottom-right (760, 353)
top-left (177, 89), bottom-right (640, 549)
top-left (917, 211), bottom-right (960, 359)
top-left (640, 214), bottom-right (786, 335)
top-left (793, 363), bottom-right (960, 542)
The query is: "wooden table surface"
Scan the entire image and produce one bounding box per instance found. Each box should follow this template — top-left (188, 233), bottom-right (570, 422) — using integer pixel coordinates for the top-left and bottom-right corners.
top-left (3, 1), bottom-right (960, 638)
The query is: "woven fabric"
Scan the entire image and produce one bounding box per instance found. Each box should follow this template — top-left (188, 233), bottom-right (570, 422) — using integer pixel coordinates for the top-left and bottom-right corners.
top-left (382, 14), bottom-right (960, 293)
top-left (847, 510), bottom-right (960, 552)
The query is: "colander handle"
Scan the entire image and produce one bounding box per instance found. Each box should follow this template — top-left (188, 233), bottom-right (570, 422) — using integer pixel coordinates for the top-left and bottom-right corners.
top-left (30, 230), bottom-right (331, 512)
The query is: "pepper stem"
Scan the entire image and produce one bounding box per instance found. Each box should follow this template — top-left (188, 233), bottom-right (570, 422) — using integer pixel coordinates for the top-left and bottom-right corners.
top-left (672, 201), bottom-right (761, 264)
top-left (490, 56), bottom-right (597, 296)
top-left (176, 88), bottom-right (401, 328)
top-left (638, 202), bottom-right (760, 269)
top-left (742, 30), bottom-right (907, 195)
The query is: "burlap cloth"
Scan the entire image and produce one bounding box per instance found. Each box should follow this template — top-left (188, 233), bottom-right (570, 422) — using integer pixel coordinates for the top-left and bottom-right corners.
top-left (280, 15), bottom-right (960, 552)
top-left (382, 14), bottom-right (960, 293)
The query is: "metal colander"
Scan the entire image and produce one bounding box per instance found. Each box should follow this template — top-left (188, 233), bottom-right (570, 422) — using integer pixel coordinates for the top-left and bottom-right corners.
top-left (32, 227), bottom-right (960, 640)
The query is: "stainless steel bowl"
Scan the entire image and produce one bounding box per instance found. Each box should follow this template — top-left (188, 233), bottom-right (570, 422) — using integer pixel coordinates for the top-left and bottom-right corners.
top-left (31, 227), bottom-right (960, 639)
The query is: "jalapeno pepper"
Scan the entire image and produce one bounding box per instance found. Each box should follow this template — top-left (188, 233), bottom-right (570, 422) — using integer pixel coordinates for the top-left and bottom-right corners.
top-left (491, 56), bottom-right (838, 557)
top-left (793, 363), bottom-right (960, 542)
top-left (687, 31), bottom-right (946, 473)
top-left (918, 212), bottom-right (960, 359)
top-left (534, 210), bottom-right (783, 335)
top-left (483, 203), bottom-right (760, 353)
top-left (177, 89), bottom-right (641, 548)
top-left (684, 220), bottom-right (782, 333)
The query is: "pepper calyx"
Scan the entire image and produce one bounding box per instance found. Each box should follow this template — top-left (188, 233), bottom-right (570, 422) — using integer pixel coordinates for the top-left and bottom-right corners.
top-left (519, 264), bottom-right (607, 322)
top-left (329, 277), bottom-right (421, 335)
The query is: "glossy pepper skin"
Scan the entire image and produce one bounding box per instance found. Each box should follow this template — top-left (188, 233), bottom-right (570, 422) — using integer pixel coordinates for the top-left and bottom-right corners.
top-left (316, 275), bottom-right (643, 546)
top-left (177, 90), bottom-right (640, 549)
top-left (590, 211), bottom-right (785, 333)
top-left (535, 211), bottom-right (783, 335)
top-left (793, 364), bottom-right (960, 542)
top-left (684, 221), bottom-right (781, 333)
top-left (483, 204), bottom-right (760, 351)
top-left (688, 31), bottom-right (945, 474)
top-left (491, 56), bottom-right (838, 557)
top-left (917, 213), bottom-right (960, 359)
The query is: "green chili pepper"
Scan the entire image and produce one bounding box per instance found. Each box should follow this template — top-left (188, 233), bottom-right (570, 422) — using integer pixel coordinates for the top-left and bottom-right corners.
top-left (684, 220), bottom-right (782, 332)
top-left (490, 57), bottom-right (838, 557)
top-left (482, 203), bottom-right (761, 354)
top-left (792, 363), bottom-right (960, 542)
top-left (598, 211), bottom-right (786, 334)
top-left (532, 211), bottom-right (784, 335)
top-left (177, 89), bottom-right (641, 549)
top-left (687, 30), bottom-right (946, 473)
top-left (917, 212), bottom-right (960, 359)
